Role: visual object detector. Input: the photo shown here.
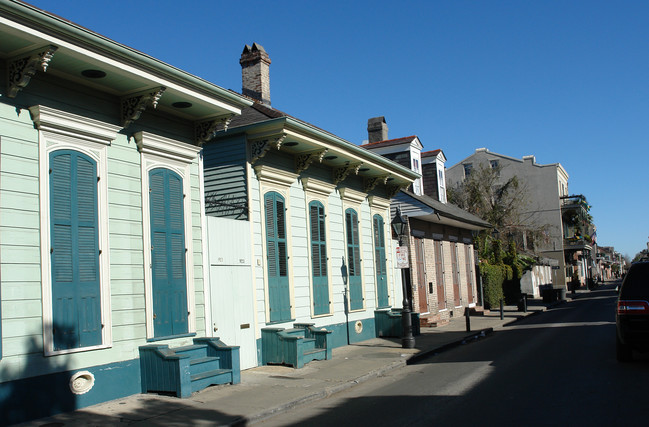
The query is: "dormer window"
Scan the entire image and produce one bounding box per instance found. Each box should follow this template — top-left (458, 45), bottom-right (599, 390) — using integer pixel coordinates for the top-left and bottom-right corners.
top-left (490, 160), bottom-right (499, 169)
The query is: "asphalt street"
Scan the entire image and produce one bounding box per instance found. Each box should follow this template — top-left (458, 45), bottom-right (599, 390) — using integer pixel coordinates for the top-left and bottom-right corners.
top-left (260, 285), bottom-right (649, 427)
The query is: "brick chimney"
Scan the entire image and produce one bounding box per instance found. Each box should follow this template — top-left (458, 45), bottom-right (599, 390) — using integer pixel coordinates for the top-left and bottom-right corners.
top-left (367, 116), bottom-right (388, 143)
top-left (240, 43), bottom-right (271, 105)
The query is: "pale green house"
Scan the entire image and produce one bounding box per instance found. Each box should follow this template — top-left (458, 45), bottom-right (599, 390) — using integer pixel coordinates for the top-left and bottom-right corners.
top-left (0, 1), bottom-right (250, 423)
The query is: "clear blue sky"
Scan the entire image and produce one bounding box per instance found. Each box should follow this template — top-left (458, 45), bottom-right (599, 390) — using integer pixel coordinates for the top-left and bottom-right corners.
top-left (27, 0), bottom-right (649, 258)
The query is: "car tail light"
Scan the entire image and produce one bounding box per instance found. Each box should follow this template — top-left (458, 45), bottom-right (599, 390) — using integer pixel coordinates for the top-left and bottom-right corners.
top-left (617, 300), bottom-right (649, 314)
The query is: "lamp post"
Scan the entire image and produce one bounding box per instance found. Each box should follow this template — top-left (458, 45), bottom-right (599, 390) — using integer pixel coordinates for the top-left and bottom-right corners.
top-left (391, 207), bottom-right (415, 349)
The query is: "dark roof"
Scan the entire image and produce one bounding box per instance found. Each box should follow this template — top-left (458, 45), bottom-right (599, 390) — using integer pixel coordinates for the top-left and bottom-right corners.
top-left (360, 136), bottom-right (418, 149)
top-left (402, 189), bottom-right (492, 229)
top-left (421, 149), bottom-right (442, 157)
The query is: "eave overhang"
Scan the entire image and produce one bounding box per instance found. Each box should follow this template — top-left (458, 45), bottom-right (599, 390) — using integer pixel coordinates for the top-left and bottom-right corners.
top-left (0, 1), bottom-right (251, 123)
top-left (393, 191), bottom-right (491, 231)
top-left (217, 117), bottom-right (419, 190)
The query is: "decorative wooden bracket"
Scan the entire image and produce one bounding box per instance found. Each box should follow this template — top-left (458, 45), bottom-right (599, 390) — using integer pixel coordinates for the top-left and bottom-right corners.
top-left (386, 182), bottom-right (410, 199)
top-left (7, 45), bottom-right (58, 98)
top-left (249, 133), bottom-right (287, 164)
top-left (121, 86), bottom-right (166, 127)
top-left (363, 175), bottom-right (390, 193)
top-left (295, 148), bottom-right (328, 174)
top-left (333, 162), bottom-right (363, 185)
top-left (195, 114), bottom-right (235, 145)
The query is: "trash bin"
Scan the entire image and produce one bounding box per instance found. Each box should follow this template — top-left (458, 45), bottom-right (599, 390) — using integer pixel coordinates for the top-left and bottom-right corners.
top-left (558, 288), bottom-right (567, 301)
top-left (541, 287), bottom-right (554, 303)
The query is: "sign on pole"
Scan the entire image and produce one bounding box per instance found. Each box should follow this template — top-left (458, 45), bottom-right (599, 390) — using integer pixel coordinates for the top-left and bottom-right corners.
top-left (396, 246), bottom-right (409, 269)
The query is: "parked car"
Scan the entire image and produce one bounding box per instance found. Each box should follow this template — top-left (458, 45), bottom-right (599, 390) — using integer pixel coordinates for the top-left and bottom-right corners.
top-left (616, 261), bottom-right (649, 362)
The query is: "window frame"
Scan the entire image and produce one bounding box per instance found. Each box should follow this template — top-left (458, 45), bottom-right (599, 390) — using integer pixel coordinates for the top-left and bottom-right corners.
top-left (136, 131), bottom-right (200, 340)
top-left (32, 106), bottom-right (118, 356)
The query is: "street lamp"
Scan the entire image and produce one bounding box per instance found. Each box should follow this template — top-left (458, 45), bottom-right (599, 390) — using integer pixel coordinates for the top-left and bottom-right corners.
top-left (391, 207), bottom-right (415, 349)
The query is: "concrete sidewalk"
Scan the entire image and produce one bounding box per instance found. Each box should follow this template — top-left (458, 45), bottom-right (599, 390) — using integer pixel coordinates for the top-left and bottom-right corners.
top-left (20, 296), bottom-right (577, 427)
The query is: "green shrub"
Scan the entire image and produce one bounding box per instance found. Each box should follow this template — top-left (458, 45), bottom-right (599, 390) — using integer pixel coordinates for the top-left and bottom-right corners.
top-left (480, 261), bottom-right (504, 309)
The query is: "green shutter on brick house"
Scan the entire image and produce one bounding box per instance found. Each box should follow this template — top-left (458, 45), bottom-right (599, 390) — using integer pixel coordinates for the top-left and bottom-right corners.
top-left (150, 168), bottom-right (188, 338)
top-left (50, 150), bottom-right (101, 350)
top-left (309, 201), bottom-right (329, 315)
top-left (345, 208), bottom-right (363, 310)
top-left (265, 192), bottom-right (291, 322)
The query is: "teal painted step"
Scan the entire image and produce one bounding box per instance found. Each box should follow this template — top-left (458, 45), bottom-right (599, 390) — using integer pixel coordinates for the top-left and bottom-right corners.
top-left (374, 309), bottom-right (421, 338)
top-left (139, 337), bottom-right (240, 398)
top-left (190, 369), bottom-right (234, 393)
top-left (261, 323), bottom-right (332, 368)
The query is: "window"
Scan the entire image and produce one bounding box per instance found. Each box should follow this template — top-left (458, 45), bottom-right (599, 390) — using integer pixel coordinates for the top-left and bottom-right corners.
top-left (265, 192), bottom-right (291, 322)
top-left (373, 214), bottom-right (389, 308)
top-left (149, 168), bottom-right (188, 338)
top-left (490, 160), bottom-right (499, 169)
top-left (463, 163), bottom-right (473, 178)
top-left (32, 105), bottom-right (118, 355)
top-left (136, 131), bottom-right (200, 340)
top-left (345, 208), bottom-right (363, 310)
top-left (309, 201), bottom-right (329, 315)
top-left (49, 150), bottom-right (102, 350)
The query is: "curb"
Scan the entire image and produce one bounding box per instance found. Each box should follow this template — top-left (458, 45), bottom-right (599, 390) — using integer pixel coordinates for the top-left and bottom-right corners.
top-left (234, 327), bottom-right (496, 426)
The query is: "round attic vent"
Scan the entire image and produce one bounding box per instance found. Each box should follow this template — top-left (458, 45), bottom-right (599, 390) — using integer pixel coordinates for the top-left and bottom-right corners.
top-left (70, 370), bottom-right (95, 395)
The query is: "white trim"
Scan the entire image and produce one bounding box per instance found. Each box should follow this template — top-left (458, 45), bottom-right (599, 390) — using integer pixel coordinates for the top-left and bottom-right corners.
top-left (338, 187), bottom-right (366, 205)
top-left (368, 195), bottom-right (390, 211)
top-left (255, 164), bottom-right (299, 187)
top-left (134, 131), bottom-right (201, 164)
top-left (198, 151), bottom-right (213, 337)
top-left (35, 106), bottom-right (115, 356)
top-left (301, 177), bottom-right (336, 198)
top-left (139, 133), bottom-right (198, 339)
top-left (29, 105), bottom-right (121, 145)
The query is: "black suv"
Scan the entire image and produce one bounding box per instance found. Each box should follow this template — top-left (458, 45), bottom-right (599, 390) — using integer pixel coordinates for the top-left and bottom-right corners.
top-left (616, 261), bottom-right (649, 361)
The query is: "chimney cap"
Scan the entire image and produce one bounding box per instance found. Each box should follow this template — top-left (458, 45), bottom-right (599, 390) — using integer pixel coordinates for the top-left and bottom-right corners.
top-left (242, 42), bottom-right (268, 55)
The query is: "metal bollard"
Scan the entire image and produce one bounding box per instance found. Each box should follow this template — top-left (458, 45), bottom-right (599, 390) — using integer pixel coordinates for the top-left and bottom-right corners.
top-left (500, 299), bottom-right (504, 320)
top-left (465, 307), bottom-right (471, 332)
top-left (523, 294), bottom-right (527, 313)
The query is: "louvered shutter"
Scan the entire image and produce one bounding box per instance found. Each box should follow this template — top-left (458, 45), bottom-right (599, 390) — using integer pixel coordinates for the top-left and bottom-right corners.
top-left (265, 192), bottom-right (291, 322)
top-left (50, 150), bottom-right (101, 350)
top-left (150, 168), bottom-right (188, 337)
top-left (309, 201), bottom-right (329, 315)
top-left (345, 209), bottom-right (363, 310)
top-left (373, 214), bottom-right (389, 308)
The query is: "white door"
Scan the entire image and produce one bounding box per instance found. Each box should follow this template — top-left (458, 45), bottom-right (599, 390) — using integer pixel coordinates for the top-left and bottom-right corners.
top-left (206, 217), bottom-right (257, 369)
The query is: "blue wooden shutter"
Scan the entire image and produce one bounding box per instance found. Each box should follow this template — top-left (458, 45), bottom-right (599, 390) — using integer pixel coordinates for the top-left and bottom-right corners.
top-left (309, 201), bottom-right (329, 315)
top-left (50, 150), bottom-right (101, 350)
top-left (265, 192), bottom-right (291, 322)
top-left (150, 168), bottom-right (188, 338)
top-left (373, 214), bottom-right (389, 308)
top-left (345, 208), bottom-right (363, 310)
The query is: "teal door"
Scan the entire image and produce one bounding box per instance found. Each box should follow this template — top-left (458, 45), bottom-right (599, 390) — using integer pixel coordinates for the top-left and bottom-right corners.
top-left (309, 201), bottom-right (329, 315)
top-left (150, 168), bottom-right (188, 338)
top-left (265, 192), bottom-right (291, 322)
top-left (345, 209), bottom-right (363, 310)
top-left (373, 214), bottom-right (389, 308)
top-left (50, 150), bottom-right (101, 350)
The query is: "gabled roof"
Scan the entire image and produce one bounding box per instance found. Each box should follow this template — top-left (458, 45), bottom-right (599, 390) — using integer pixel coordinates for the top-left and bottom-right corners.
top-left (421, 149), bottom-right (447, 163)
top-left (397, 189), bottom-right (491, 231)
top-left (359, 136), bottom-right (419, 149)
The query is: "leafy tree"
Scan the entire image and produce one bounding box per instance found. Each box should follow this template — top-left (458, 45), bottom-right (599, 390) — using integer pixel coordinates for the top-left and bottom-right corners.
top-left (448, 164), bottom-right (549, 254)
top-left (632, 250), bottom-right (648, 262)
